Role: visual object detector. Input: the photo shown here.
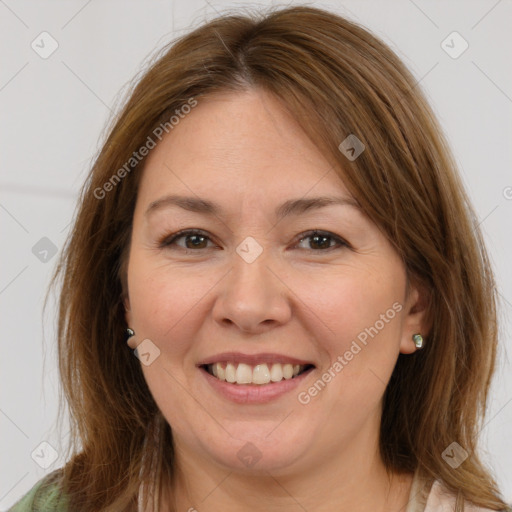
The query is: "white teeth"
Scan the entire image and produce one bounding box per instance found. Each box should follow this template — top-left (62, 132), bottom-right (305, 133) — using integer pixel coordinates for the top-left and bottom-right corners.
top-left (225, 362), bottom-right (236, 383)
top-left (235, 363), bottom-right (253, 384)
top-left (270, 363), bottom-right (283, 382)
top-left (216, 364), bottom-right (226, 381)
top-left (252, 364), bottom-right (271, 384)
top-left (208, 362), bottom-right (309, 385)
top-left (283, 363), bottom-right (294, 379)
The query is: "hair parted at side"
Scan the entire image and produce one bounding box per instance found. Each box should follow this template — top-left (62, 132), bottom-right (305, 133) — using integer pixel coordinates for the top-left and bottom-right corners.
top-left (45, 5), bottom-right (508, 511)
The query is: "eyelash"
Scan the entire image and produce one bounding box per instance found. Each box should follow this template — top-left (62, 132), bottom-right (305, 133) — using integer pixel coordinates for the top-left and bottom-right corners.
top-left (158, 229), bottom-right (349, 252)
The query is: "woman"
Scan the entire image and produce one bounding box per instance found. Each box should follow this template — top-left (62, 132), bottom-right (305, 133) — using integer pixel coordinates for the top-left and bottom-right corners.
top-left (10, 5), bottom-right (511, 512)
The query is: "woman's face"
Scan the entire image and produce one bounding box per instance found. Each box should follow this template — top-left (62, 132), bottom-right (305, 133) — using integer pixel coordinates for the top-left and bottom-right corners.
top-left (124, 88), bottom-right (425, 476)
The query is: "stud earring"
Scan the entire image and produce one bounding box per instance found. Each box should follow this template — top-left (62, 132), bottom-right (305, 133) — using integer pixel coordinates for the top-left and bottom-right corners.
top-left (126, 328), bottom-right (137, 349)
top-left (412, 333), bottom-right (423, 349)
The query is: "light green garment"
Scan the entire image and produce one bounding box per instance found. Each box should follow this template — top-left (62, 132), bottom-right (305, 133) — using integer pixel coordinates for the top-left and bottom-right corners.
top-left (8, 473), bottom-right (69, 512)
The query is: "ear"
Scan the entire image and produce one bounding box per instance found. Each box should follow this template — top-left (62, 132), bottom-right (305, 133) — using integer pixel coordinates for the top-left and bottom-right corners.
top-left (123, 293), bottom-right (133, 328)
top-left (123, 295), bottom-right (138, 349)
top-left (399, 279), bottom-right (431, 354)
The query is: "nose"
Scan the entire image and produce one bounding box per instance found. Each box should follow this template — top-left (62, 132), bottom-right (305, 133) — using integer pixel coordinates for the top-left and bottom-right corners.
top-left (211, 248), bottom-right (292, 334)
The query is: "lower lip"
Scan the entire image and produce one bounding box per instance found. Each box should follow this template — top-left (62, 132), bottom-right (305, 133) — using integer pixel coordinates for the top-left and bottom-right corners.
top-left (199, 366), bottom-right (314, 404)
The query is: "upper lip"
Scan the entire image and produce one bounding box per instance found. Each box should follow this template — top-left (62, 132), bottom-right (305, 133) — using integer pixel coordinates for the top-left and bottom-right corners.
top-left (196, 352), bottom-right (315, 367)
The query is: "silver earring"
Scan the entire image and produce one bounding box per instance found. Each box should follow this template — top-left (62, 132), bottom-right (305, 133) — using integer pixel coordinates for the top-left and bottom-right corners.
top-left (412, 333), bottom-right (423, 349)
top-left (126, 328), bottom-right (137, 349)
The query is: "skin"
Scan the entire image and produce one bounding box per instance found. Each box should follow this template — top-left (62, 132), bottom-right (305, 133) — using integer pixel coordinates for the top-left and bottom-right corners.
top-left (124, 88), bottom-right (428, 511)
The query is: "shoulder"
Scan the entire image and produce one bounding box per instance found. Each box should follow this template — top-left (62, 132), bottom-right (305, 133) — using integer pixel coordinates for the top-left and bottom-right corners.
top-left (7, 470), bottom-right (69, 512)
top-left (426, 480), bottom-right (512, 512)
top-left (407, 470), bottom-right (512, 512)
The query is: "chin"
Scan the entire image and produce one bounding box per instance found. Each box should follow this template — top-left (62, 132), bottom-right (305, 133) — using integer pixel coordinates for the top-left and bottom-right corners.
top-left (194, 420), bottom-right (315, 475)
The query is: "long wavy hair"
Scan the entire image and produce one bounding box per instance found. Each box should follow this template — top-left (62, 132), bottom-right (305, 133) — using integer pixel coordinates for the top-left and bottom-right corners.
top-left (45, 5), bottom-right (508, 511)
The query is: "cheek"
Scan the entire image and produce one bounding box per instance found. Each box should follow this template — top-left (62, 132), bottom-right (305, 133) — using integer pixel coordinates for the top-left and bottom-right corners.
top-left (127, 257), bottom-right (218, 353)
top-left (299, 267), bottom-right (404, 370)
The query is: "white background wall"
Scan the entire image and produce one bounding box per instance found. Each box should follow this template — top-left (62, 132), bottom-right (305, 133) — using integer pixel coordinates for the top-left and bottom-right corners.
top-left (1, 0), bottom-right (511, 509)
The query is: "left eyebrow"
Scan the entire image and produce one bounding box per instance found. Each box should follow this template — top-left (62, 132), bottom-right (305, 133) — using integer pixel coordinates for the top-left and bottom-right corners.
top-left (145, 194), bottom-right (362, 219)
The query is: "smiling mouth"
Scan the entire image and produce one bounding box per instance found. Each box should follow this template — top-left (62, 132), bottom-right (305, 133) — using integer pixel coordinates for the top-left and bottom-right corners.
top-left (202, 362), bottom-right (315, 385)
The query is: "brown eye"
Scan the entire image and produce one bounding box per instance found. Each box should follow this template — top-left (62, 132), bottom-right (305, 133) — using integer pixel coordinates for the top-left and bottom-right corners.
top-left (182, 233), bottom-right (209, 249)
top-left (295, 230), bottom-right (348, 251)
top-left (159, 229), bottom-right (215, 250)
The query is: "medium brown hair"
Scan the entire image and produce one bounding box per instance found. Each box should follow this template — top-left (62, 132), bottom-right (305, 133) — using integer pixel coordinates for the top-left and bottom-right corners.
top-left (46, 5), bottom-right (508, 511)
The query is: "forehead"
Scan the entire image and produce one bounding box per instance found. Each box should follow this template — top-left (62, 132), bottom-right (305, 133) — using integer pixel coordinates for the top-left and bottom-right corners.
top-left (136, 89), bottom-right (353, 210)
